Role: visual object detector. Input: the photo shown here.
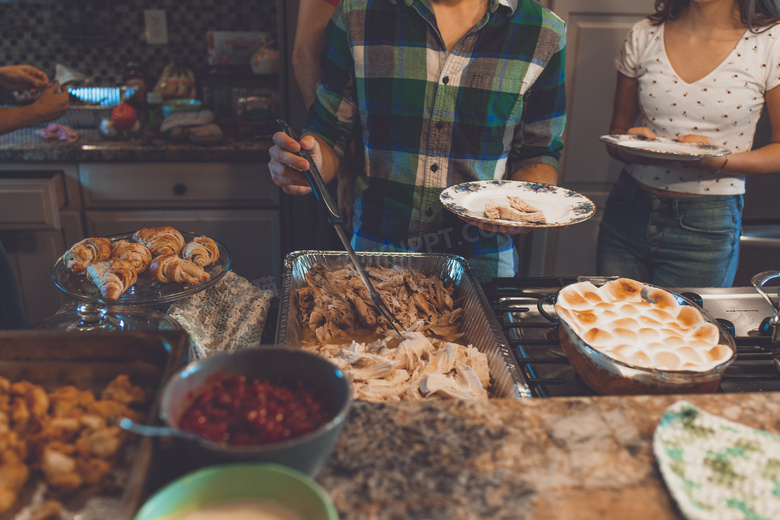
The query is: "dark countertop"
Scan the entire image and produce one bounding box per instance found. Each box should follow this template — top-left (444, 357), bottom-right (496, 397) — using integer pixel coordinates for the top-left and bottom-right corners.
top-left (149, 390), bottom-right (780, 520)
top-left (314, 393), bottom-right (780, 520)
top-left (0, 127), bottom-right (272, 163)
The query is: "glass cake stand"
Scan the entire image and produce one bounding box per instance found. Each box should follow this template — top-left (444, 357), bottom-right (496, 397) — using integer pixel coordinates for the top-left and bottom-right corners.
top-left (43, 231), bottom-right (232, 331)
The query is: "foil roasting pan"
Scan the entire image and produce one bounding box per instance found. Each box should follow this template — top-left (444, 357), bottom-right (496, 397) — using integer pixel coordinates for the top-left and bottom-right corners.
top-left (276, 251), bottom-right (532, 399)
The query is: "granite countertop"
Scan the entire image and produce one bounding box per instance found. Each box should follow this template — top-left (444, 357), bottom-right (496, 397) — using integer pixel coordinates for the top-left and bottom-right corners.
top-left (316, 393), bottom-right (780, 520)
top-left (0, 127), bottom-right (273, 163)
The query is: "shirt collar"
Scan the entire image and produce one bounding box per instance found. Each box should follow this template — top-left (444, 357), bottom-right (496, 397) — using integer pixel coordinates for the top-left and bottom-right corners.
top-left (398, 0), bottom-right (518, 15)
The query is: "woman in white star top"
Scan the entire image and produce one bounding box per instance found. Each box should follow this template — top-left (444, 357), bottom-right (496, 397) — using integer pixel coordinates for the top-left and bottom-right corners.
top-left (597, 0), bottom-right (780, 287)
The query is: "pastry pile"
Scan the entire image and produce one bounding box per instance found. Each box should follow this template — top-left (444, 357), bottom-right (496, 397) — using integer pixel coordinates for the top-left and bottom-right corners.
top-left (62, 226), bottom-right (220, 300)
top-left (555, 278), bottom-right (733, 372)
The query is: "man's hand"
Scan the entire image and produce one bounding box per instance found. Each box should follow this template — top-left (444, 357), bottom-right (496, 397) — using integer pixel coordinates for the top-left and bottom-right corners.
top-left (268, 131), bottom-right (324, 196)
top-left (459, 216), bottom-right (532, 235)
top-left (0, 65), bottom-right (49, 91)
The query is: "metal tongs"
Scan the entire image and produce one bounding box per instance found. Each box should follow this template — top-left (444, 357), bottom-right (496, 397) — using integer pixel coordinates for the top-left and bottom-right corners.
top-left (752, 271), bottom-right (780, 344)
top-left (277, 119), bottom-right (405, 337)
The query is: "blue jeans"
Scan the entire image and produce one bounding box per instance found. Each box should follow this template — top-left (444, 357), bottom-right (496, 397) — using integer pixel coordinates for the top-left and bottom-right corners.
top-left (597, 171), bottom-right (743, 287)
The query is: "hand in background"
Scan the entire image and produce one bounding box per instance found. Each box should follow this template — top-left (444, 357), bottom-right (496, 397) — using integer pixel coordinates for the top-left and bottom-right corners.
top-left (30, 81), bottom-right (69, 124)
top-left (627, 126), bottom-right (656, 139)
top-left (0, 65), bottom-right (49, 91)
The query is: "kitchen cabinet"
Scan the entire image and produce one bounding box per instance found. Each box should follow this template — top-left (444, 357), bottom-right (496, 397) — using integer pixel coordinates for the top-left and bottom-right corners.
top-left (0, 160), bottom-right (282, 327)
top-left (0, 164), bottom-right (83, 326)
top-left (79, 162), bottom-right (282, 285)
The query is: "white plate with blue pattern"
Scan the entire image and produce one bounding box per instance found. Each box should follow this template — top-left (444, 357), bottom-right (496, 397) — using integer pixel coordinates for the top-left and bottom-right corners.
top-left (439, 180), bottom-right (596, 228)
top-left (600, 134), bottom-right (731, 161)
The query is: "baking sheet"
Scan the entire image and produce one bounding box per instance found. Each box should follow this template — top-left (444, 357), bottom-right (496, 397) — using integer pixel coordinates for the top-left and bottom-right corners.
top-left (276, 251), bottom-right (532, 399)
top-left (0, 330), bottom-right (189, 520)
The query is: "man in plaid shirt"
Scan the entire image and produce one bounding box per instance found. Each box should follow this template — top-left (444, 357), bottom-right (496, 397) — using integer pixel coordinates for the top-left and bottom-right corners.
top-left (270, 0), bottom-right (566, 282)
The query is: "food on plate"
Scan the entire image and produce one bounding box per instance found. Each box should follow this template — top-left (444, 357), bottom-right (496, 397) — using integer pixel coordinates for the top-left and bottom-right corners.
top-left (0, 374), bottom-right (147, 514)
top-left (63, 237), bottom-right (112, 274)
top-left (177, 374), bottom-right (329, 445)
top-left (86, 257), bottom-right (138, 300)
top-left (296, 264), bottom-right (491, 401)
top-left (484, 195), bottom-right (546, 223)
top-left (182, 236), bottom-right (220, 267)
top-left (110, 240), bottom-right (153, 274)
top-left (555, 278), bottom-right (733, 372)
top-left (297, 263), bottom-right (462, 344)
top-left (305, 330), bottom-right (489, 401)
top-left (110, 103), bottom-right (137, 131)
top-left (132, 226), bottom-right (186, 256)
top-left (149, 254), bottom-right (210, 285)
top-left (62, 227), bottom-right (220, 300)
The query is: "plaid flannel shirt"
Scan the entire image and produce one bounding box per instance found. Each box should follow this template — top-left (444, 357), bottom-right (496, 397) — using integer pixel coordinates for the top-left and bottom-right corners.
top-left (303, 0), bottom-right (566, 281)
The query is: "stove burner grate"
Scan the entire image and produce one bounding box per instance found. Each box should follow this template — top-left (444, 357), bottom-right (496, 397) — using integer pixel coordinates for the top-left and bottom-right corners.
top-left (485, 277), bottom-right (780, 397)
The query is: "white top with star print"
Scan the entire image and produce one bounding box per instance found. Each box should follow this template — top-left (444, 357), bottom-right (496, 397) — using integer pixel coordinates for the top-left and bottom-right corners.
top-left (616, 18), bottom-right (780, 195)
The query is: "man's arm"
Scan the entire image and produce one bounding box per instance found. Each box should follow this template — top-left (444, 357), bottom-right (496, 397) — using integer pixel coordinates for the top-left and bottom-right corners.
top-left (292, 0), bottom-right (337, 109)
top-left (507, 14), bottom-right (566, 184)
top-left (509, 163), bottom-right (558, 186)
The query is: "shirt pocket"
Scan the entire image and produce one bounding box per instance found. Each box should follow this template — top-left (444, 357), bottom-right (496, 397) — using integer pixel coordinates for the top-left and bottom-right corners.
top-left (455, 74), bottom-right (524, 144)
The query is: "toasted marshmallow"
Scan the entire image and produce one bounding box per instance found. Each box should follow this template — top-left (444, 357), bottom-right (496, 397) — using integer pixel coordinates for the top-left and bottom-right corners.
top-left (555, 278), bottom-right (732, 373)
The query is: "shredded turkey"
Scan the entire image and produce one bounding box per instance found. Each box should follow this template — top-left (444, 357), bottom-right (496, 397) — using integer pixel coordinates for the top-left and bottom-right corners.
top-left (297, 264), bottom-right (491, 401)
top-left (297, 264), bottom-right (463, 345)
top-left (304, 327), bottom-right (490, 402)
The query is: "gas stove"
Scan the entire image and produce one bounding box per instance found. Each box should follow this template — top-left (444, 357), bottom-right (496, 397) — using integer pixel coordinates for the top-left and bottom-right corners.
top-left (482, 278), bottom-right (780, 397)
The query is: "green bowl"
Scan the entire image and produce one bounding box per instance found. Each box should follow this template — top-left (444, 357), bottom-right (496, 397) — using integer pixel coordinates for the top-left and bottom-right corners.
top-left (162, 98), bottom-right (202, 118)
top-left (134, 462), bottom-right (338, 520)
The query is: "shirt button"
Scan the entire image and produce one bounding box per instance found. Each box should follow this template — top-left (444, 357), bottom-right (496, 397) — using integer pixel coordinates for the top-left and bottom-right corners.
top-left (649, 225), bottom-right (658, 233)
top-left (436, 121), bottom-right (444, 130)
top-left (430, 164), bottom-right (438, 172)
top-left (443, 76), bottom-right (450, 85)
top-left (425, 208), bottom-right (433, 217)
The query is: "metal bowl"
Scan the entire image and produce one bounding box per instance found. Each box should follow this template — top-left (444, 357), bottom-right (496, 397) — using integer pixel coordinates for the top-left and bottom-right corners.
top-left (159, 347), bottom-right (351, 477)
top-left (555, 281), bottom-right (737, 395)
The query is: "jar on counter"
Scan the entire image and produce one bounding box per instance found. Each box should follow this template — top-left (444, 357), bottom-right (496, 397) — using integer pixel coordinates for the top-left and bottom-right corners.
top-left (146, 92), bottom-right (164, 133)
top-left (124, 61), bottom-right (149, 108)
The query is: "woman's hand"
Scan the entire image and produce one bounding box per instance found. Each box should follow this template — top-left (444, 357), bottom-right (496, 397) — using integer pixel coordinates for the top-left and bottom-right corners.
top-left (31, 82), bottom-right (69, 124)
top-left (268, 131), bottom-right (323, 196)
top-left (627, 126), bottom-right (656, 139)
top-left (677, 134), bottom-right (712, 144)
top-left (0, 65), bottom-right (49, 91)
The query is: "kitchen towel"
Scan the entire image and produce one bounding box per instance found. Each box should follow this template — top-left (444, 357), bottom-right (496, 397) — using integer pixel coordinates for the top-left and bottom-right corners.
top-left (654, 400), bottom-right (780, 520)
top-left (168, 270), bottom-right (273, 359)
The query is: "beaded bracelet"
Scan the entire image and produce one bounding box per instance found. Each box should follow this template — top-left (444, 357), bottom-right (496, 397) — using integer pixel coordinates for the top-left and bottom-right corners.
top-left (711, 156), bottom-right (728, 175)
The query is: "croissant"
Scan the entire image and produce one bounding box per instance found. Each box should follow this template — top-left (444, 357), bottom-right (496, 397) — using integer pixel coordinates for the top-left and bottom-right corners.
top-left (132, 226), bottom-right (185, 256)
top-left (149, 254), bottom-right (210, 286)
top-left (182, 236), bottom-right (220, 267)
top-left (63, 237), bottom-right (112, 274)
top-left (86, 258), bottom-right (138, 300)
top-left (111, 240), bottom-right (153, 274)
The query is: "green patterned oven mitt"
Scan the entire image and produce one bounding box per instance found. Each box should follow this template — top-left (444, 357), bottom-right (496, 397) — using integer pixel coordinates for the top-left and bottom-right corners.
top-left (654, 401), bottom-right (780, 520)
